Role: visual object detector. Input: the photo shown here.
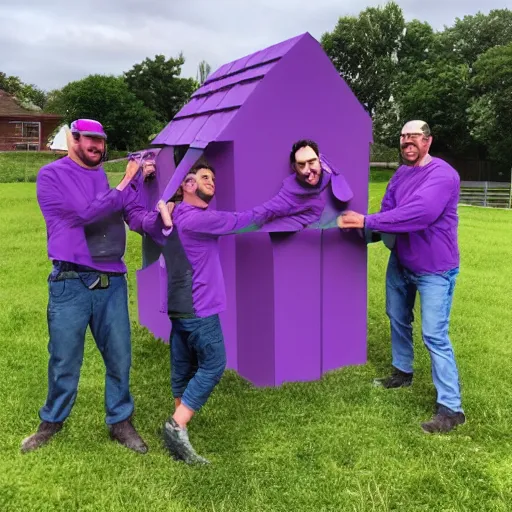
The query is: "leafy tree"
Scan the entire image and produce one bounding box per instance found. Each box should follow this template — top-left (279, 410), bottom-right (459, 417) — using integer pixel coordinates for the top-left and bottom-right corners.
top-left (468, 43), bottom-right (512, 169)
top-left (439, 9), bottom-right (512, 66)
top-left (124, 54), bottom-right (198, 123)
top-left (45, 74), bottom-right (158, 150)
top-left (197, 60), bottom-right (211, 86)
top-left (321, 2), bottom-right (405, 115)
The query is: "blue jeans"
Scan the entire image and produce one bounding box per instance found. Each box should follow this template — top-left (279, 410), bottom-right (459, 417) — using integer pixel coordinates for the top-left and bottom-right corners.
top-left (39, 275), bottom-right (134, 425)
top-left (169, 315), bottom-right (226, 412)
top-left (386, 253), bottom-right (463, 413)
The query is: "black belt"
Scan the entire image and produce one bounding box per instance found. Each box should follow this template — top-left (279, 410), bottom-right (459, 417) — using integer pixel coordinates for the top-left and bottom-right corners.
top-left (52, 260), bottom-right (125, 276)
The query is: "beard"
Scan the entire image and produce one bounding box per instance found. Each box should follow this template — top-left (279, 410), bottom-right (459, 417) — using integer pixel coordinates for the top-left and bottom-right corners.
top-left (76, 147), bottom-right (102, 167)
top-left (196, 188), bottom-right (214, 203)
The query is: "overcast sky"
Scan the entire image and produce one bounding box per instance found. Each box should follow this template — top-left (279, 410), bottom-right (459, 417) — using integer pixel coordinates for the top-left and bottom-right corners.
top-left (0, 0), bottom-right (508, 91)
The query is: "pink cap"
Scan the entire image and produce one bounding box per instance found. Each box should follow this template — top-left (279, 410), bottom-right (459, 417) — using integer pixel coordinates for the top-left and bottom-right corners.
top-left (70, 119), bottom-right (107, 139)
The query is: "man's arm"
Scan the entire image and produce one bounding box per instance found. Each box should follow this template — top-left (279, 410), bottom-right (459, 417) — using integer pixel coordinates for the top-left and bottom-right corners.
top-left (36, 170), bottom-right (125, 227)
top-left (365, 174), bottom-right (458, 233)
top-left (36, 158), bottom-right (141, 228)
top-left (122, 185), bottom-right (172, 246)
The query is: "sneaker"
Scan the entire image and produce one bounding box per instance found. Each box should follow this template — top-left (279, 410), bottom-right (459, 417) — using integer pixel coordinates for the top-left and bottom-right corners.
top-left (373, 367), bottom-right (413, 388)
top-left (109, 419), bottom-right (148, 454)
top-left (21, 421), bottom-right (63, 453)
top-left (163, 417), bottom-right (209, 465)
top-left (421, 405), bottom-right (466, 433)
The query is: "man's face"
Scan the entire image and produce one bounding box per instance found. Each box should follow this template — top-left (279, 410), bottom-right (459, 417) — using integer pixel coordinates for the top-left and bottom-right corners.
top-left (181, 168), bottom-right (215, 203)
top-left (194, 168), bottom-right (215, 199)
top-left (400, 122), bottom-right (431, 165)
top-left (293, 146), bottom-right (321, 186)
top-left (75, 135), bottom-right (105, 167)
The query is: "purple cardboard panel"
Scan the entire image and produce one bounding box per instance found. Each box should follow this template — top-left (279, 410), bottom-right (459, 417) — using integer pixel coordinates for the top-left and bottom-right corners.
top-left (175, 115), bottom-right (209, 146)
top-left (225, 54), bottom-right (253, 75)
top-left (175, 96), bottom-right (208, 118)
top-left (271, 231), bottom-right (322, 385)
top-left (216, 82), bottom-right (260, 110)
top-left (196, 110), bottom-right (239, 145)
top-left (137, 262), bottom-right (171, 342)
top-left (321, 229), bottom-right (367, 371)
top-left (195, 63), bottom-right (275, 97)
top-left (194, 89), bottom-right (230, 115)
top-left (152, 117), bottom-right (193, 146)
top-left (235, 232), bottom-right (277, 386)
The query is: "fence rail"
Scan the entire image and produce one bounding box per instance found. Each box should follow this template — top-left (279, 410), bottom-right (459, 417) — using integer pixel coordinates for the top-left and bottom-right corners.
top-left (459, 181), bottom-right (511, 209)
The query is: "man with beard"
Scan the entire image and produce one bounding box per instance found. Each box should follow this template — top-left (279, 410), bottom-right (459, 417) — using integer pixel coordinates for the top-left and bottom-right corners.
top-left (161, 162), bottom-right (326, 464)
top-left (338, 120), bottom-right (465, 434)
top-left (22, 119), bottom-right (173, 454)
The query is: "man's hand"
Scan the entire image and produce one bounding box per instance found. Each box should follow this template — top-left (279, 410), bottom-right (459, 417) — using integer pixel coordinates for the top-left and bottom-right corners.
top-left (116, 159), bottom-right (140, 191)
top-left (157, 200), bottom-right (173, 228)
top-left (64, 126), bottom-right (77, 160)
top-left (337, 210), bottom-right (365, 229)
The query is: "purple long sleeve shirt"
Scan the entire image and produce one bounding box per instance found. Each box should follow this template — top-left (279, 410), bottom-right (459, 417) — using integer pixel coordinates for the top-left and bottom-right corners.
top-left (365, 157), bottom-right (460, 274)
top-left (36, 157), bottom-right (169, 273)
top-left (170, 192), bottom-right (310, 318)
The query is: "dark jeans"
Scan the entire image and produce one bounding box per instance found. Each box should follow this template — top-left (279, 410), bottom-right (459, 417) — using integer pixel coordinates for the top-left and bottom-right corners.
top-left (169, 315), bottom-right (226, 412)
top-left (386, 253), bottom-right (463, 413)
top-left (39, 274), bottom-right (134, 425)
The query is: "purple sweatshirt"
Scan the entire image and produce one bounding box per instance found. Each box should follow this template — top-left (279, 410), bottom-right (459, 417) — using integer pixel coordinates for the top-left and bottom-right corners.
top-left (365, 157), bottom-right (460, 274)
top-left (36, 157), bottom-right (169, 273)
top-left (170, 194), bottom-right (310, 318)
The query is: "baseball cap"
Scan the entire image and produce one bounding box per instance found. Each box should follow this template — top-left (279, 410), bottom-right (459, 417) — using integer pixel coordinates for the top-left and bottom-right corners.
top-left (70, 119), bottom-right (107, 139)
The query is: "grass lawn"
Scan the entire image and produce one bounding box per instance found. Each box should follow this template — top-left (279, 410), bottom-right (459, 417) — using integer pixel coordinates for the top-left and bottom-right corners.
top-left (0, 181), bottom-right (511, 511)
top-left (0, 152), bottom-right (127, 183)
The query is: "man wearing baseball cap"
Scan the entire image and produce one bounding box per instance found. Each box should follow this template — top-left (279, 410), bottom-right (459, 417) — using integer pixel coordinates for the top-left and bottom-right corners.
top-left (21, 119), bottom-right (173, 454)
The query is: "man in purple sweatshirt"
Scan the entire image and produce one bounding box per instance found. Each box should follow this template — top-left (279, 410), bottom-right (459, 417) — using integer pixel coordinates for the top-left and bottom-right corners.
top-left (339, 120), bottom-right (465, 434)
top-left (161, 162), bottom-right (318, 464)
top-left (21, 119), bottom-right (172, 454)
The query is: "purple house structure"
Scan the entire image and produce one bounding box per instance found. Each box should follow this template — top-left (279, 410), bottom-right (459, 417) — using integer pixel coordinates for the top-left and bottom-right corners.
top-left (136, 32), bottom-right (372, 386)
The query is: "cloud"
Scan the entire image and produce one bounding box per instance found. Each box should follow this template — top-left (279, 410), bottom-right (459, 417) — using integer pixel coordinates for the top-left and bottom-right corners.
top-left (0, 0), bottom-right (507, 91)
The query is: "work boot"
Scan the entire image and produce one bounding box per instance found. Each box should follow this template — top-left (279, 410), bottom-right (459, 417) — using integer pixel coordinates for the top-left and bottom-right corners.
top-left (109, 418), bottom-right (148, 454)
top-left (163, 417), bottom-right (209, 465)
top-left (373, 367), bottom-right (413, 388)
top-left (421, 405), bottom-right (466, 434)
top-left (21, 421), bottom-right (64, 453)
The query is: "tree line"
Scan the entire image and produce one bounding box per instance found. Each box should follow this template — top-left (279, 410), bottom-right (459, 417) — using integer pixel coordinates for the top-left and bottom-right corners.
top-left (1, 3), bottom-right (511, 172)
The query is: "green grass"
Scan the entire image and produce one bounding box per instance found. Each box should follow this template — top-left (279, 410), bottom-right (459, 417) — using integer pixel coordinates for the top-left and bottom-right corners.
top-left (0, 182), bottom-right (511, 511)
top-left (0, 152), bottom-right (128, 183)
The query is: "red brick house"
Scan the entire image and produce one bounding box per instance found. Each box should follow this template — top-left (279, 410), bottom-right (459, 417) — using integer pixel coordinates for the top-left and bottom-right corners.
top-left (0, 90), bottom-right (63, 151)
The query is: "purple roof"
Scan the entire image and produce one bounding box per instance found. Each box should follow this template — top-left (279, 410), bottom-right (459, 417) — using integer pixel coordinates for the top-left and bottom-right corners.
top-left (152, 33), bottom-right (308, 148)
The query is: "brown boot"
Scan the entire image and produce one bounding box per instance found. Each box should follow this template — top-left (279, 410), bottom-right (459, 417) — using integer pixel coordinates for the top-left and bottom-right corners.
top-left (21, 421), bottom-right (64, 453)
top-left (109, 419), bottom-right (148, 454)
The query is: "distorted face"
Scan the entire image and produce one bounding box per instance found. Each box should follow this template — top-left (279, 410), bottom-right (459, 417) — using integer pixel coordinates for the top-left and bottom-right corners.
top-left (181, 168), bottom-right (215, 204)
top-left (293, 146), bottom-right (322, 186)
top-left (142, 160), bottom-right (156, 180)
top-left (75, 135), bottom-right (105, 167)
top-left (194, 168), bottom-right (215, 200)
top-left (400, 121), bottom-right (432, 165)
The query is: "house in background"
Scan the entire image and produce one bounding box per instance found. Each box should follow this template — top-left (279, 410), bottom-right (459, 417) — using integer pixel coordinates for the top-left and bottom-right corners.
top-left (0, 90), bottom-right (62, 151)
top-left (136, 32), bottom-right (373, 387)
